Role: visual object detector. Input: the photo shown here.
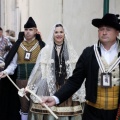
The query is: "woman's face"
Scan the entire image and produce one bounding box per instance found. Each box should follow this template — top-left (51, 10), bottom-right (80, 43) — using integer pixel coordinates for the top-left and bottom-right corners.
top-left (53, 26), bottom-right (65, 45)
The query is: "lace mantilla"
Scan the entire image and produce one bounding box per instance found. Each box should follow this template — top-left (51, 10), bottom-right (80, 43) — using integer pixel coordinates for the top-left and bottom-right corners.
top-left (27, 23), bottom-right (85, 103)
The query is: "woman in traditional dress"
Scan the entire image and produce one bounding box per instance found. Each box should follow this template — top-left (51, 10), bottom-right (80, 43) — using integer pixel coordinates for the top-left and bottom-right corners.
top-left (27, 23), bottom-right (85, 120)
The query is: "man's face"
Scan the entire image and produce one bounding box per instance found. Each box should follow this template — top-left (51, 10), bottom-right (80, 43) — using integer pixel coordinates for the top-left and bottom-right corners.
top-left (24, 28), bottom-right (37, 41)
top-left (0, 30), bottom-right (3, 37)
top-left (98, 26), bottom-right (119, 45)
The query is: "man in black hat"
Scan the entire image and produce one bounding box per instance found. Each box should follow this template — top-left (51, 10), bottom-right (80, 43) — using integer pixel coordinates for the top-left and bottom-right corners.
top-left (40, 13), bottom-right (120, 120)
top-left (0, 17), bottom-right (45, 120)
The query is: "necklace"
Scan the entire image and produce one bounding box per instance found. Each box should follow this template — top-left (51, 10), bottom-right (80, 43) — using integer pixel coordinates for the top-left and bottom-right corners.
top-left (55, 45), bottom-right (62, 56)
top-left (55, 42), bottom-right (64, 76)
top-left (58, 50), bottom-right (63, 76)
top-left (56, 45), bottom-right (62, 49)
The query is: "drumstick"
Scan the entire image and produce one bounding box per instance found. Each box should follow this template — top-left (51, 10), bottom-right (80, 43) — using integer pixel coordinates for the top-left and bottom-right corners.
top-left (26, 87), bottom-right (58, 119)
top-left (5, 73), bottom-right (29, 101)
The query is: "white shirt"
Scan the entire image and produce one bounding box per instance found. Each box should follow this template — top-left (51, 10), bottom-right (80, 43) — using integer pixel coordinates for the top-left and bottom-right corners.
top-left (101, 42), bottom-right (118, 65)
top-left (4, 53), bottom-right (17, 75)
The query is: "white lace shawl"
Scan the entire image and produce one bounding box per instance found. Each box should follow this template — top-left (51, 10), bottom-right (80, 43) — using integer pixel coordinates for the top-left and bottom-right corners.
top-left (27, 23), bottom-right (85, 103)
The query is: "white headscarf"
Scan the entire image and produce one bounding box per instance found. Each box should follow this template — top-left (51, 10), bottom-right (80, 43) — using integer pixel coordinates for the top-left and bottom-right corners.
top-left (27, 23), bottom-right (85, 102)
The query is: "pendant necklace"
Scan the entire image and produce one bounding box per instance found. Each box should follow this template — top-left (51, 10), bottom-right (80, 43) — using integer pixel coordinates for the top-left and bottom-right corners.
top-left (58, 50), bottom-right (63, 76)
top-left (55, 43), bottom-right (63, 77)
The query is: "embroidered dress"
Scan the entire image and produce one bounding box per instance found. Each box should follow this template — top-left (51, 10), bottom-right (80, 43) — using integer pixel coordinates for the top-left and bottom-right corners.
top-left (0, 36), bottom-right (9, 71)
top-left (27, 23), bottom-right (85, 120)
top-left (0, 37), bottom-right (9, 57)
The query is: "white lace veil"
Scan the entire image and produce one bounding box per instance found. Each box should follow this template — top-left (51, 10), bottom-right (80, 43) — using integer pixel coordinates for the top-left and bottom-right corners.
top-left (27, 22), bottom-right (85, 103)
top-left (45, 22), bottom-right (79, 63)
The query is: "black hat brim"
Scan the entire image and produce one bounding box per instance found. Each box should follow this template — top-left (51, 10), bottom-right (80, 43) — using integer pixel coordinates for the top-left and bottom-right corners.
top-left (92, 19), bottom-right (120, 31)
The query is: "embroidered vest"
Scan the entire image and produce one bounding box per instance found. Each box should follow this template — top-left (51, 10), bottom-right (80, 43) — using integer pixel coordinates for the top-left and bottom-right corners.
top-left (17, 39), bottom-right (40, 80)
top-left (87, 56), bottom-right (120, 110)
top-left (17, 39), bottom-right (40, 63)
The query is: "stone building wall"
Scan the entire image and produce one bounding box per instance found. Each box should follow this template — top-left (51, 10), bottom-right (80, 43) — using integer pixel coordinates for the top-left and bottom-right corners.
top-left (0, 0), bottom-right (120, 54)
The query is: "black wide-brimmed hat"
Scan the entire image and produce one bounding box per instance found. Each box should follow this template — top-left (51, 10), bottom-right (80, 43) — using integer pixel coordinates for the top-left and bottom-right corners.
top-left (24, 17), bottom-right (37, 28)
top-left (92, 13), bottom-right (120, 31)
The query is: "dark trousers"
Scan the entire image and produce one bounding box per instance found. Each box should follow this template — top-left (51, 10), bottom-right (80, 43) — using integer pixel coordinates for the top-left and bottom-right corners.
top-left (16, 79), bottom-right (30, 113)
top-left (82, 104), bottom-right (117, 120)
